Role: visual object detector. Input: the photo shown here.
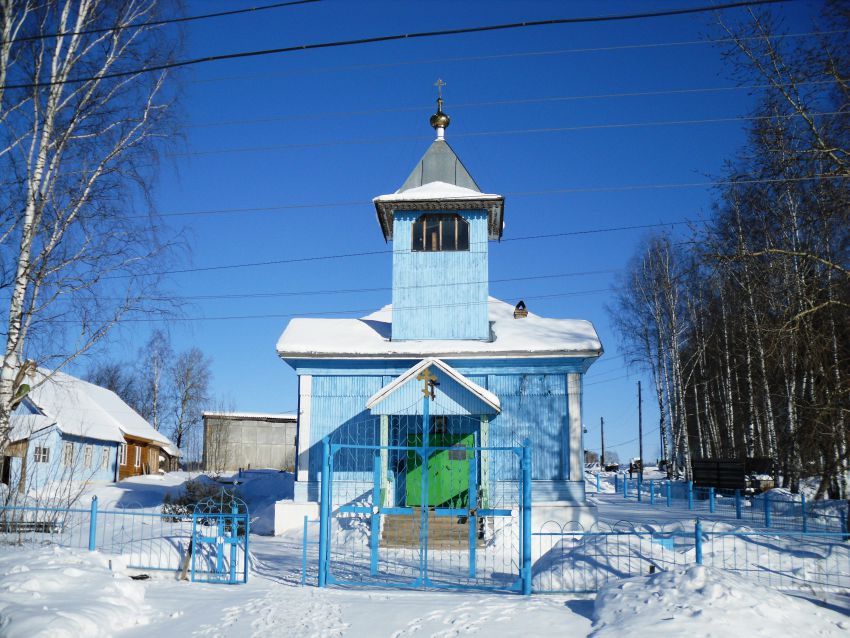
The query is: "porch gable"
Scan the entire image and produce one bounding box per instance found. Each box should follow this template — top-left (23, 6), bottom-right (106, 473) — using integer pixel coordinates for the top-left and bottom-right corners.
top-left (366, 357), bottom-right (500, 416)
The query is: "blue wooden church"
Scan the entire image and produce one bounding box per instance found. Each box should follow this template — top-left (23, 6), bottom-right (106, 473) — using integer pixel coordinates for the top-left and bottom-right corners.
top-left (276, 97), bottom-right (602, 535)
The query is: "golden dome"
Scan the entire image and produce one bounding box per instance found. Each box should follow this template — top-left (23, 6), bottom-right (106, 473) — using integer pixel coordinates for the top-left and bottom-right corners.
top-left (430, 97), bottom-right (450, 130)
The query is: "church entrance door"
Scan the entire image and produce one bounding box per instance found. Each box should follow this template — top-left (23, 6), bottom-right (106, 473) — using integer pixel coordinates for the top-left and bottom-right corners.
top-left (404, 432), bottom-right (474, 507)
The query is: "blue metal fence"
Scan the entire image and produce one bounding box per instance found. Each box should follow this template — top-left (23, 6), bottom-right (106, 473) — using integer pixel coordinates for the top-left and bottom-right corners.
top-left (595, 474), bottom-right (848, 533)
top-left (190, 497), bottom-right (250, 585)
top-left (301, 515), bottom-right (321, 586)
top-left (532, 520), bottom-right (850, 593)
top-left (0, 496), bottom-right (249, 583)
top-left (318, 437), bottom-right (532, 593)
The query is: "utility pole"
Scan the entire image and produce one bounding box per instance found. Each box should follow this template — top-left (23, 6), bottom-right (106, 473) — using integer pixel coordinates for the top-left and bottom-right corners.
top-left (637, 381), bottom-right (644, 478)
top-left (600, 416), bottom-right (605, 467)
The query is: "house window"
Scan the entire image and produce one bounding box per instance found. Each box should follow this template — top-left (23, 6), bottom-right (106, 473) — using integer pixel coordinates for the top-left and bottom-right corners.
top-left (411, 214), bottom-right (469, 252)
top-left (134, 446), bottom-right (141, 468)
top-left (34, 446), bottom-right (49, 463)
top-left (101, 448), bottom-right (110, 472)
top-left (119, 443), bottom-right (127, 466)
top-left (62, 442), bottom-right (74, 466)
top-left (83, 445), bottom-right (93, 469)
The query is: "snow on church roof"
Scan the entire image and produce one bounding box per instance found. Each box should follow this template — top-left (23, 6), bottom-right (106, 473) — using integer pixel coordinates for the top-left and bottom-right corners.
top-left (277, 297), bottom-right (603, 360)
top-left (373, 181), bottom-right (501, 203)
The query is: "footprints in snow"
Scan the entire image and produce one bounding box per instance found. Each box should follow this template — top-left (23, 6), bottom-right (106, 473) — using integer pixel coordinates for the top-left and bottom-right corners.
top-left (390, 598), bottom-right (521, 638)
top-left (191, 585), bottom-right (347, 638)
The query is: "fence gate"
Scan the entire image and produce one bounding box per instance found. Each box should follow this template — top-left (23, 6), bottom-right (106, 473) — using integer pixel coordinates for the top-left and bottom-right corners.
top-left (190, 495), bottom-right (250, 584)
top-left (318, 412), bottom-right (531, 592)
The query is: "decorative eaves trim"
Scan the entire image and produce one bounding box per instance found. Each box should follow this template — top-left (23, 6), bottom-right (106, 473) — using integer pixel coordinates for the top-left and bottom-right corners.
top-left (374, 198), bottom-right (504, 241)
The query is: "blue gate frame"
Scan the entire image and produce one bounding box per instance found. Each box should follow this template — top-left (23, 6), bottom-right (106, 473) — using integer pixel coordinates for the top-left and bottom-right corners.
top-left (190, 496), bottom-right (250, 584)
top-left (317, 397), bottom-right (532, 593)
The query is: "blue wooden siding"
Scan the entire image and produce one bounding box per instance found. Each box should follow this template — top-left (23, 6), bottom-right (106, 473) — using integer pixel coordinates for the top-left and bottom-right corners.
top-left (289, 356), bottom-right (594, 377)
top-left (486, 374), bottom-right (568, 481)
top-left (370, 371), bottom-right (497, 416)
top-left (19, 427), bottom-right (118, 490)
top-left (391, 210), bottom-right (489, 340)
top-left (308, 375), bottom-right (384, 481)
top-left (306, 369), bottom-right (570, 485)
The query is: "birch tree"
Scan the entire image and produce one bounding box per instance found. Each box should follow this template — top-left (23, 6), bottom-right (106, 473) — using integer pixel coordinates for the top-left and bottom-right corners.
top-left (0, 1), bottom-right (180, 453)
top-left (171, 347), bottom-right (211, 464)
top-left (612, 3), bottom-right (849, 497)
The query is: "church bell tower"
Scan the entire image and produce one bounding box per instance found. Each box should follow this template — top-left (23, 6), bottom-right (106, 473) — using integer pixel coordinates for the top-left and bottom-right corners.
top-left (373, 84), bottom-right (505, 341)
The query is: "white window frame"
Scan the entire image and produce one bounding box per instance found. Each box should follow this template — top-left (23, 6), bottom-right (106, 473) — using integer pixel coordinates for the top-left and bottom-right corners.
top-left (34, 446), bottom-right (49, 463)
top-left (62, 442), bottom-right (74, 467)
top-left (134, 446), bottom-right (141, 468)
top-left (101, 448), bottom-right (110, 472)
top-left (83, 445), bottom-right (93, 469)
top-left (119, 443), bottom-right (127, 466)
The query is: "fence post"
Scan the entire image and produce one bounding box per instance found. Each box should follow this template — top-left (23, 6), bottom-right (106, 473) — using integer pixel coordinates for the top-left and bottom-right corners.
top-left (709, 488), bottom-right (715, 514)
top-left (88, 496), bottom-right (98, 551)
top-left (735, 489), bottom-right (742, 519)
top-left (666, 481), bottom-right (672, 507)
top-left (301, 515), bottom-right (308, 586)
top-left (521, 440), bottom-right (532, 596)
top-left (624, 476), bottom-right (629, 499)
top-left (763, 493), bottom-right (772, 528)
top-left (596, 473), bottom-right (601, 494)
top-left (318, 437), bottom-right (330, 587)
top-left (229, 502), bottom-right (238, 584)
top-left (694, 519), bottom-right (703, 565)
top-left (800, 493), bottom-right (808, 533)
top-left (650, 479), bottom-right (655, 505)
top-left (687, 481), bottom-right (694, 510)
top-left (637, 475), bottom-right (642, 502)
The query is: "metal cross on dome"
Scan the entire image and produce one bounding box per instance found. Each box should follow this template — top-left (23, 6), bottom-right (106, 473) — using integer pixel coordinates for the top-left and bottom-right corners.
top-left (417, 366), bottom-right (439, 400)
top-left (434, 78), bottom-right (446, 98)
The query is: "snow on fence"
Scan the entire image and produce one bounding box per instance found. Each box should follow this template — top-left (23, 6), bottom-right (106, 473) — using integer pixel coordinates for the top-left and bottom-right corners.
top-left (590, 473), bottom-right (849, 533)
top-left (532, 519), bottom-right (850, 594)
top-left (0, 497), bottom-right (248, 581)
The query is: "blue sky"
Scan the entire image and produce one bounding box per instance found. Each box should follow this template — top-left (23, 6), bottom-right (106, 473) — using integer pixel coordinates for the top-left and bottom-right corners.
top-left (79, 0), bottom-right (817, 462)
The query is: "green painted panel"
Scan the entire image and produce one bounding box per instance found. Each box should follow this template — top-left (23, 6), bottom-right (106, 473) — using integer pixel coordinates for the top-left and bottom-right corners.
top-left (405, 433), bottom-right (474, 507)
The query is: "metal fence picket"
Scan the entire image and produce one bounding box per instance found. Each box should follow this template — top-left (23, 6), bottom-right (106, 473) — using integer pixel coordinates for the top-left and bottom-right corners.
top-left (1, 497), bottom-right (248, 584)
top-left (531, 521), bottom-right (850, 594)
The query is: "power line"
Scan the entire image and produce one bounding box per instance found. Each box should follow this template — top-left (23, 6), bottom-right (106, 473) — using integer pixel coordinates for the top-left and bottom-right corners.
top-left (2, 1), bottom-right (321, 46)
top-left (186, 79), bottom-right (838, 129)
top-left (606, 426), bottom-right (661, 449)
top-left (138, 268), bottom-right (618, 302)
top-left (191, 27), bottom-right (846, 86)
top-left (171, 110), bottom-right (842, 157)
top-left (72, 287), bottom-right (617, 323)
top-left (110, 220), bottom-right (694, 278)
top-left (585, 374), bottom-right (634, 387)
top-left (151, 173), bottom-right (847, 219)
top-left (1, 1), bottom-right (789, 90)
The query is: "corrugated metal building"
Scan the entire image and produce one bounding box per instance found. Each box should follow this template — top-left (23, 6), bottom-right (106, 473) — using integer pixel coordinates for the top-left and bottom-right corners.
top-left (202, 412), bottom-right (297, 472)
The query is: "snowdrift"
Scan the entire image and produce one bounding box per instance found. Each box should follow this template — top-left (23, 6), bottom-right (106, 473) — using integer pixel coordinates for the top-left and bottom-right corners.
top-left (591, 564), bottom-right (850, 637)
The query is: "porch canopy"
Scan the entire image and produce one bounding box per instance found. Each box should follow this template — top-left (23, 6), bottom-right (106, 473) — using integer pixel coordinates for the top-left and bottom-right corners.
top-left (366, 357), bottom-right (500, 416)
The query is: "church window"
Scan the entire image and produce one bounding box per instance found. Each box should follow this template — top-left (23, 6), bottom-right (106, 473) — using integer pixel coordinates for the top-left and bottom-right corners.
top-left (412, 214), bottom-right (469, 251)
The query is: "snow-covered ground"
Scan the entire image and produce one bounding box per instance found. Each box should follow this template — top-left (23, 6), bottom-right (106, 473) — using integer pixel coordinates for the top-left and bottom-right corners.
top-left (1, 470), bottom-right (848, 637)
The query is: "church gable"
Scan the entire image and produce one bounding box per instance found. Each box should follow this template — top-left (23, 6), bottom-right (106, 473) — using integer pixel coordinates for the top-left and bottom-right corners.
top-left (367, 358), bottom-right (499, 416)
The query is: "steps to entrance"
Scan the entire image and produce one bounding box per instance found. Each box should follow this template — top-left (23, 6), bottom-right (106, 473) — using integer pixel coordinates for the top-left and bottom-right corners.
top-left (381, 508), bottom-right (485, 549)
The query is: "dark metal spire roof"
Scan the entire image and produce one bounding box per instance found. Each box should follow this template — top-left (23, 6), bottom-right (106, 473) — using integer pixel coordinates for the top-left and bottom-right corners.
top-left (397, 138), bottom-right (481, 193)
top-left (373, 96), bottom-right (504, 242)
